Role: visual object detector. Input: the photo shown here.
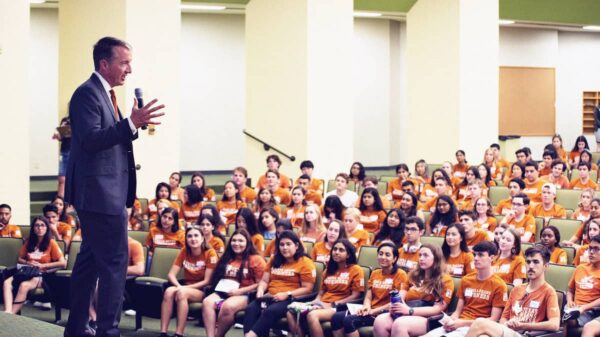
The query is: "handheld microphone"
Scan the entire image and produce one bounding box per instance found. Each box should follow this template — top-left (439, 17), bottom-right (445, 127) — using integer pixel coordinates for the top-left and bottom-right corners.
top-left (134, 88), bottom-right (147, 130)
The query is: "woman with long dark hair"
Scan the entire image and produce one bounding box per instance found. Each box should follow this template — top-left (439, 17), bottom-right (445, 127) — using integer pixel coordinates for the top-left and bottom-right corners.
top-left (373, 244), bottom-right (454, 337)
top-left (202, 229), bottom-right (266, 337)
top-left (2, 216), bottom-right (66, 314)
top-left (373, 209), bottom-right (405, 247)
top-left (441, 223), bottom-right (474, 277)
top-left (427, 195), bottom-right (458, 237)
top-left (322, 195), bottom-right (346, 227)
top-left (217, 180), bottom-right (247, 227)
top-left (358, 187), bottom-right (386, 233)
top-left (236, 207), bottom-right (265, 253)
top-left (243, 230), bottom-right (316, 337)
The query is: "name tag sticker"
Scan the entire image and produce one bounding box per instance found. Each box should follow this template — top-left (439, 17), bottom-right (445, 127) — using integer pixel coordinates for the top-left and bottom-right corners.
top-left (530, 301), bottom-right (540, 309)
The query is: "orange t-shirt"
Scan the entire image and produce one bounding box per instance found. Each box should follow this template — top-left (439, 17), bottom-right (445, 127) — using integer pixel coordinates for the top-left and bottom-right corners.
top-left (128, 237), bottom-right (144, 268)
top-left (147, 198), bottom-right (181, 218)
top-left (208, 236), bottom-right (225, 255)
top-left (446, 251), bottom-right (474, 277)
top-left (398, 243), bottom-right (420, 272)
top-left (223, 254), bottom-right (266, 287)
top-left (359, 209), bottom-right (386, 233)
top-left (549, 247), bottom-right (568, 265)
top-left (570, 178), bottom-right (599, 190)
top-left (264, 239), bottom-right (276, 258)
top-left (145, 227), bottom-right (185, 252)
top-left (217, 200), bottom-right (247, 225)
top-left (239, 186), bottom-right (257, 204)
top-left (181, 202), bottom-right (203, 223)
top-left (539, 167), bottom-right (551, 177)
top-left (305, 191), bottom-right (323, 206)
top-left (492, 255), bottom-right (526, 284)
top-left (541, 174), bottom-right (571, 190)
top-left (320, 264), bottom-right (364, 303)
top-left (506, 215), bottom-right (536, 243)
top-left (403, 273), bottom-right (454, 305)
top-left (347, 229), bottom-right (369, 251)
top-left (501, 282), bottom-right (560, 323)
top-left (475, 216), bottom-right (497, 232)
top-left (251, 233), bottom-right (265, 254)
top-left (457, 273), bottom-right (508, 320)
top-left (495, 198), bottom-right (513, 216)
top-left (420, 184), bottom-right (439, 203)
top-left (453, 164), bottom-right (468, 179)
top-left (19, 239), bottom-right (64, 271)
top-left (419, 196), bottom-right (438, 213)
top-left (311, 241), bottom-right (331, 264)
top-left (573, 223), bottom-right (589, 244)
top-left (466, 229), bottom-right (490, 249)
top-left (286, 206), bottom-right (305, 229)
top-left (174, 247), bottom-right (218, 283)
top-left (266, 256), bottom-right (316, 295)
top-left (574, 245), bottom-right (591, 265)
top-left (523, 180), bottom-right (545, 204)
top-left (0, 224), bottom-right (22, 238)
top-left (570, 151), bottom-right (582, 163)
top-left (528, 203), bottom-right (566, 221)
top-left (55, 221), bottom-right (72, 241)
top-left (369, 269), bottom-right (408, 309)
top-left (572, 209), bottom-right (591, 222)
top-left (569, 263), bottom-right (600, 305)
top-left (273, 188), bottom-right (291, 205)
top-left (257, 174), bottom-right (292, 190)
top-left (388, 178), bottom-right (405, 201)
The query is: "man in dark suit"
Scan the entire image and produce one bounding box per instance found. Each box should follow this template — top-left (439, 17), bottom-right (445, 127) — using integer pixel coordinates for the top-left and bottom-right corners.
top-left (64, 36), bottom-right (164, 337)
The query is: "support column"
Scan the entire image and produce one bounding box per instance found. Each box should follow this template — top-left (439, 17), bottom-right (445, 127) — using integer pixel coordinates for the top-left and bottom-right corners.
top-left (59, 0), bottom-right (180, 199)
top-left (245, 0), bottom-right (354, 182)
top-left (0, 0), bottom-right (30, 224)
top-left (405, 0), bottom-right (499, 165)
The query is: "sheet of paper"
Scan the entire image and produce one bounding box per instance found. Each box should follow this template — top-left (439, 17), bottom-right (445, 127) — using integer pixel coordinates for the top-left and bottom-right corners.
top-left (215, 279), bottom-right (240, 293)
top-left (346, 303), bottom-right (363, 315)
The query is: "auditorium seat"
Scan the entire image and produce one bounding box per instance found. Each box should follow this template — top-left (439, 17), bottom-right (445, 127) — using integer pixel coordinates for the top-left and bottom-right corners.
top-left (421, 235), bottom-right (444, 248)
top-left (488, 186), bottom-right (509, 207)
top-left (357, 246), bottom-right (378, 268)
top-left (548, 218), bottom-right (582, 245)
top-left (128, 230), bottom-right (149, 246)
top-left (47, 240), bottom-right (81, 322)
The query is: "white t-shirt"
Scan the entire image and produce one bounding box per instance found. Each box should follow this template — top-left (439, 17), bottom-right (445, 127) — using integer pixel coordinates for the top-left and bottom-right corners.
top-left (325, 190), bottom-right (359, 208)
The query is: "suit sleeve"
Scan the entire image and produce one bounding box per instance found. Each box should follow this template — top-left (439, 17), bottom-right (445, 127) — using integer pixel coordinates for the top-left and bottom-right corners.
top-left (70, 86), bottom-right (135, 154)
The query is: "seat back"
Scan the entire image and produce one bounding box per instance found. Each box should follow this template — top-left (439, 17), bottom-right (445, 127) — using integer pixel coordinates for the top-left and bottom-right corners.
top-left (548, 219), bottom-right (582, 244)
top-left (56, 240), bottom-right (66, 255)
top-left (357, 246), bottom-right (378, 268)
top-left (545, 263), bottom-right (576, 291)
top-left (380, 176), bottom-right (396, 183)
top-left (421, 235), bottom-right (444, 248)
top-left (555, 189), bottom-right (583, 211)
top-left (227, 223), bottom-right (236, 236)
top-left (447, 277), bottom-right (462, 313)
top-left (66, 241), bottom-right (82, 270)
top-left (489, 186), bottom-right (509, 206)
top-left (570, 169), bottom-right (598, 183)
top-left (139, 198), bottom-right (149, 215)
top-left (128, 231), bottom-right (149, 246)
top-left (423, 211), bottom-right (431, 225)
top-left (149, 247), bottom-right (181, 279)
top-left (534, 217), bottom-right (544, 242)
top-left (0, 237), bottom-right (23, 268)
top-left (562, 246), bottom-right (576, 265)
top-left (312, 261), bottom-right (325, 293)
top-left (19, 225), bottom-right (30, 241)
top-left (361, 266), bottom-right (372, 293)
top-left (303, 241), bottom-right (315, 256)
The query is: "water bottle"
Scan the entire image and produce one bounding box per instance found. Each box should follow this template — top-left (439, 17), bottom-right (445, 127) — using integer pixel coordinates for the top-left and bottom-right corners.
top-left (390, 290), bottom-right (402, 319)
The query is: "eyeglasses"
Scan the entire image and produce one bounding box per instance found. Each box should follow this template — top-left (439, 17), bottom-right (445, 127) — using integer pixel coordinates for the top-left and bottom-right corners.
top-left (589, 246), bottom-right (600, 253)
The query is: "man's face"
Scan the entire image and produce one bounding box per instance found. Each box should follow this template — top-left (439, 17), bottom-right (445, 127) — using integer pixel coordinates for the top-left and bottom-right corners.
top-left (525, 253), bottom-right (546, 281)
top-left (508, 182), bottom-right (521, 197)
top-left (459, 215), bottom-right (474, 233)
top-left (298, 178), bottom-right (310, 190)
top-left (524, 166), bottom-right (538, 182)
top-left (99, 46), bottom-right (132, 87)
top-left (516, 152), bottom-right (527, 163)
top-left (402, 184), bottom-right (414, 194)
top-left (579, 166), bottom-right (590, 180)
top-left (364, 181), bottom-right (376, 189)
top-left (335, 177), bottom-right (347, 190)
top-left (267, 159), bottom-right (279, 170)
top-left (589, 241), bottom-right (600, 264)
top-left (543, 156), bottom-right (553, 168)
top-left (551, 163), bottom-right (564, 177)
top-left (473, 251), bottom-right (493, 270)
top-left (266, 173), bottom-right (278, 187)
top-left (434, 179), bottom-right (447, 194)
top-left (511, 197), bottom-right (526, 216)
top-left (232, 170), bottom-right (246, 186)
top-left (468, 184), bottom-right (481, 198)
top-left (45, 211), bottom-right (59, 225)
top-left (541, 187), bottom-right (554, 204)
top-left (0, 207), bottom-right (10, 226)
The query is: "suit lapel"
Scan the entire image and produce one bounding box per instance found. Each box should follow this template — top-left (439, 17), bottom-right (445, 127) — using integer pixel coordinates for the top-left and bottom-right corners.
top-left (91, 74), bottom-right (117, 123)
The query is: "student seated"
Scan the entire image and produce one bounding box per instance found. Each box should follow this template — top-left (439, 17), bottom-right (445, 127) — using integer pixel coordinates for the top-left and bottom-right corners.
top-left (541, 159), bottom-right (570, 190)
top-left (3, 216), bottom-right (66, 314)
top-left (459, 210), bottom-right (490, 249)
top-left (297, 174), bottom-right (323, 206)
top-left (372, 244), bottom-right (454, 337)
top-left (243, 230), bottom-right (315, 337)
top-left (565, 236), bottom-right (600, 330)
top-left (159, 226), bottom-right (217, 337)
top-left (423, 241), bottom-right (508, 337)
top-left (465, 246), bottom-right (561, 337)
top-left (492, 228), bottom-right (525, 286)
top-left (189, 172), bottom-right (216, 202)
top-left (232, 166), bottom-right (257, 204)
top-left (442, 223), bottom-right (474, 277)
top-left (502, 162), bottom-right (525, 187)
top-left (330, 243), bottom-right (408, 337)
top-left (358, 187), bottom-right (387, 232)
top-left (572, 188), bottom-right (595, 222)
top-left (311, 220), bottom-right (347, 264)
top-left (349, 162), bottom-right (366, 192)
top-left (473, 197), bottom-right (497, 233)
top-left (0, 203), bottom-right (22, 238)
top-left (263, 219), bottom-right (293, 258)
top-left (386, 164), bottom-right (412, 202)
top-left (571, 161), bottom-right (599, 190)
top-left (325, 173), bottom-right (359, 208)
top-left (296, 160), bottom-right (324, 197)
top-left (145, 208), bottom-right (185, 262)
top-left (298, 204), bottom-right (326, 244)
top-left (43, 203), bottom-right (72, 250)
top-left (500, 193), bottom-right (535, 243)
top-left (372, 209), bottom-right (406, 247)
top-left (287, 186), bottom-right (307, 229)
top-left (342, 208), bottom-right (369, 251)
top-left (522, 161), bottom-right (545, 205)
top-left (539, 225), bottom-right (568, 265)
top-left (528, 183), bottom-right (566, 225)
top-left (255, 154), bottom-right (292, 190)
top-left (253, 188), bottom-right (282, 219)
top-left (181, 185), bottom-right (203, 226)
top-left (322, 195), bottom-right (346, 227)
top-left (286, 239), bottom-right (364, 337)
top-left (564, 198), bottom-right (600, 249)
top-left (197, 214), bottom-right (226, 257)
top-left (574, 219), bottom-right (600, 265)
top-left (168, 172), bottom-right (186, 202)
top-left (264, 169), bottom-right (292, 205)
top-left (235, 208), bottom-right (265, 254)
top-left (427, 195), bottom-right (458, 237)
top-left (398, 216), bottom-right (425, 272)
top-left (202, 229), bottom-right (266, 337)
top-left (258, 207), bottom-right (279, 241)
top-left (395, 191), bottom-right (425, 222)
top-left (216, 180), bottom-right (247, 226)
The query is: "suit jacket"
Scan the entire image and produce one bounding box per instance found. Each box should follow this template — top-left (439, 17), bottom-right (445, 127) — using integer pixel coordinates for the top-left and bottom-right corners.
top-left (65, 73), bottom-right (138, 215)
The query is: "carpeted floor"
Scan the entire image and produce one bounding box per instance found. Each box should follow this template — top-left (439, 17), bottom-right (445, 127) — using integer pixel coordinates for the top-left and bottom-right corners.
top-left (0, 302), bottom-right (246, 337)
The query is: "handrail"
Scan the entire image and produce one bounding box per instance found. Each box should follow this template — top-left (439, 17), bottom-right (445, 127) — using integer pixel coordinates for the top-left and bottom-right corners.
top-left (243, 129), bottom-right (296, 161)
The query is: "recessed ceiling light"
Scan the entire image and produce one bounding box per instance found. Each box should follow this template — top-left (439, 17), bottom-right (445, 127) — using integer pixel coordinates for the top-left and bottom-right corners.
top-left (499, 20), bottom-right (515, 25)
top-left (582, 25), bottom-right (600, 31)
top-left (354, 12), bottom-right (382, 18)
top-left (181, 4), bottom-right (226, 11)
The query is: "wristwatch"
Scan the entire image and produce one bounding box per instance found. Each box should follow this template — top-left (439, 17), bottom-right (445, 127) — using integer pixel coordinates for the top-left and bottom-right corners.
top-left (409, 308), bottom-right (414, 316)
top-left (287, 291), bottom-right (292, 299)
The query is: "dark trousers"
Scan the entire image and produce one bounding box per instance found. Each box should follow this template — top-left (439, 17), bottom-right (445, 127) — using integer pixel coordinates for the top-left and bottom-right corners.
top-left (64, 209), bottom-right (128, 337)
top-left (243, 298), bottom-right (291, 337)
top-left (331, 311), bottom-right (376, 333)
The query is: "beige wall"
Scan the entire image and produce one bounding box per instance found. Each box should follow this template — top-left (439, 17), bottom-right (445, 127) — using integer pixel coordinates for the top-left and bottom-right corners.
top-left (0, 0), bottom-right (31, 224)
